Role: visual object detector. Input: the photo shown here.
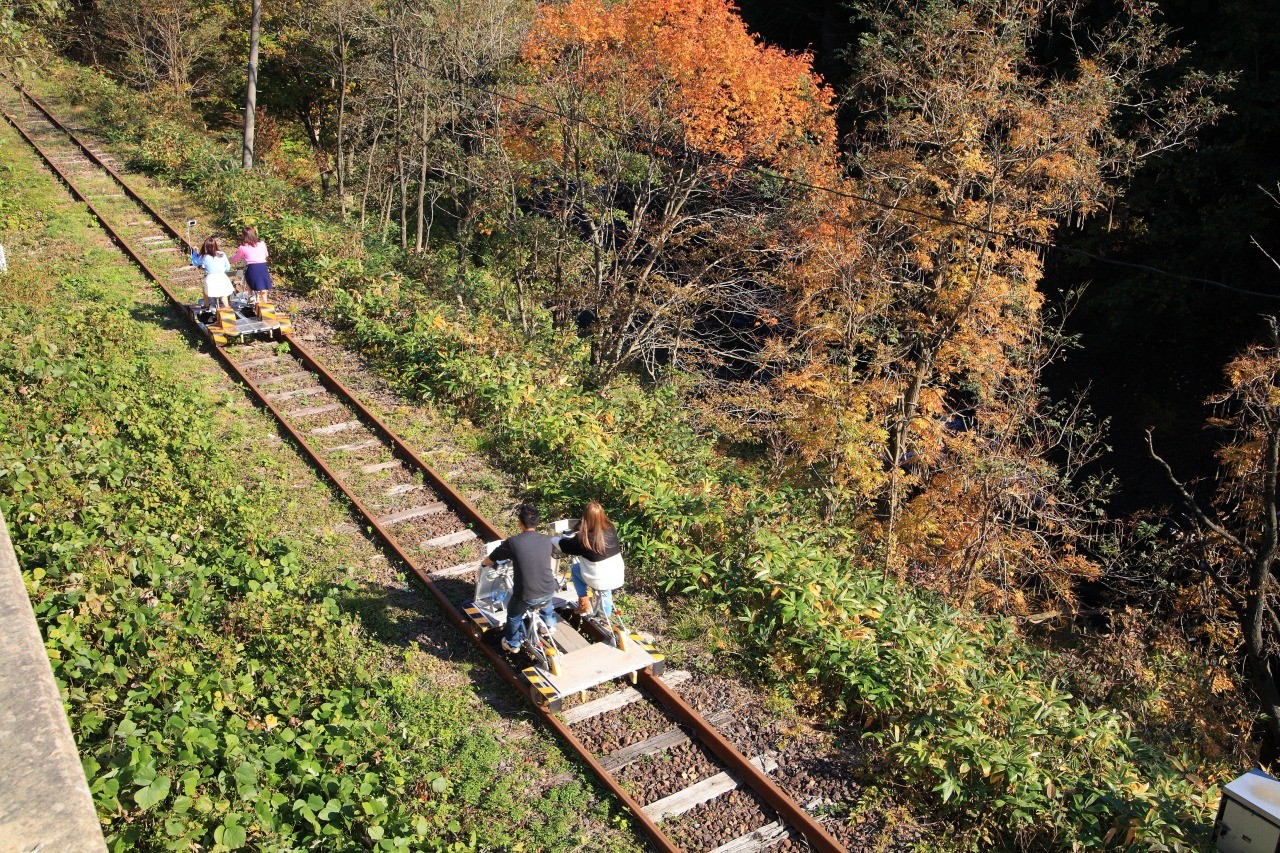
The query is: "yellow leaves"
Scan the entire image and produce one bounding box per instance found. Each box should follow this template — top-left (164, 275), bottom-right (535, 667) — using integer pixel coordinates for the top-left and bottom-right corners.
top-left (956, 148), bottom-right (992, 177)
top-left (1209, 669), bottom-right (1235, 696)
top-left (844, 626), bottom-right (874, 643)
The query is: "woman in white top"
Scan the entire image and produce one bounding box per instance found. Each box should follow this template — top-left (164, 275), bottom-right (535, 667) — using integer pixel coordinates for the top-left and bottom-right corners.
top-left (556, 501), bottom-right (625, 616)
top-left (192, 236), bottom-right (234, 308)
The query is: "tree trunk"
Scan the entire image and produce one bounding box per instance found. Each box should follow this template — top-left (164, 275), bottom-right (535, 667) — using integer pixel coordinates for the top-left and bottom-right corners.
top-left (335, 32), bottom-right (348, 220)
top-left (1246, 426), bottom-right (1280, 747)
top-left (381, 185), bottom-right (394, 244)
top-left (358, 117), bottom-right (385, 232)
top-left (390, 34), bottom-right (408, 251)
top-left (885, 358), bottom-right (931, 578)
top-left (415, 96), bottom-right (430, 254)
top-left (242, 0), bottom-right (262, 170)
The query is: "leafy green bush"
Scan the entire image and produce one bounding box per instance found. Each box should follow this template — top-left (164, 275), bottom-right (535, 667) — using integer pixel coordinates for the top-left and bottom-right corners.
top-left (693, 518), bottom-right (1219, 849)
top-left (0, 162), bottom-right (36, 231)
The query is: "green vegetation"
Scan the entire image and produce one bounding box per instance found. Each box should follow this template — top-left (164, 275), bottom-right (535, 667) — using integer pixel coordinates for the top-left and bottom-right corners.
top-left (19, 57), bottom-right (1232, 848)
top-left (0, 123), bottom-right (623, 852)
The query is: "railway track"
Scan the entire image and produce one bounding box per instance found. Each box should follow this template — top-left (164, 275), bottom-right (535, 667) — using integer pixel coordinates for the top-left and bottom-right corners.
top-left (0, 80), bottom-right (846, 853)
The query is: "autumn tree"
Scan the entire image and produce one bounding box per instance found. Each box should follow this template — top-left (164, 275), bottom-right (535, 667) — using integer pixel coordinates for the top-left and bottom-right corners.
top-left (516, 0), bottom-right (839, 381)
top-left (95, 0), bottom-right (231, 94)
top-left (765, 0), bottom-right (1226, 604)
top-left (1150, 317), bottom-right (1280, 746)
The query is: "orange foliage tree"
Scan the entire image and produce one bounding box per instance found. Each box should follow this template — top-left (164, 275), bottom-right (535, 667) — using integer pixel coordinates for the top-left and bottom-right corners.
top-left (765, 0), bottom-right (1226, 608)
top-left (515, 0), bottom-right (838, 380)
top-left (1150, 317), bottom-right (1280, 746)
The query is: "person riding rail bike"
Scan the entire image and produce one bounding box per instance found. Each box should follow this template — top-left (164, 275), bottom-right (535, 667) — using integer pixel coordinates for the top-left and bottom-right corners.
top-left (555, 501), bottom-right (625, 617)
top-left (481, 503), bottom-right (557, 655)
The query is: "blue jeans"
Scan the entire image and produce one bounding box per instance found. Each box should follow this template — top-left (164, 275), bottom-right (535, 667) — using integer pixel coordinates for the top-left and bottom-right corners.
top-left (571, 561), bottom-right (614, 617)
top-left (503, 595), bottom-right (557, 646)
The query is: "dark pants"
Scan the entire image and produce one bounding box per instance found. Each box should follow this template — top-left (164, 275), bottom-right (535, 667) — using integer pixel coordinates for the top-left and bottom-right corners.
top-left (503, 595), bottom-right (556, 646)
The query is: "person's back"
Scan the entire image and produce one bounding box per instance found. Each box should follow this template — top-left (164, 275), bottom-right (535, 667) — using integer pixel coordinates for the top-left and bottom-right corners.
top-left (557, 526), bottom-right (620, 563)
top-left (231, 226), bottom-right (272, 303)
top-left (196, 251), bottom-right (231, 276)
top-left (483, 504), bottom-right (558, 653)
top-left (499, 529), bottom-right (555, 602)
top-left (193, 237), bottom-right (233, 306)
top-left (560, 501), bottom-right (625, 616)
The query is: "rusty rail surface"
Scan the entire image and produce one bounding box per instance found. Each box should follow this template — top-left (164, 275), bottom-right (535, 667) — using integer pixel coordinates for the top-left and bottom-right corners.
top-left (1, 82), bottom-right (846, 853)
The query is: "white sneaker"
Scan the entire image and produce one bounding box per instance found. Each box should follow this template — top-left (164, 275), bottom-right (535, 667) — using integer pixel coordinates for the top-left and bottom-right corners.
top-left (500, 639), bottom-right (520, 655)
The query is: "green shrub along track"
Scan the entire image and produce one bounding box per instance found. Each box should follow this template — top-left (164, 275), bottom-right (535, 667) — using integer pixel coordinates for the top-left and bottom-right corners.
top-left (0, 80), bottom-right (845, 853)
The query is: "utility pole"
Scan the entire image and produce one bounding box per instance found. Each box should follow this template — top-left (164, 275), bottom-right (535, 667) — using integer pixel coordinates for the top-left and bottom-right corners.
top-left (242, 0), bottom-right (262, 169)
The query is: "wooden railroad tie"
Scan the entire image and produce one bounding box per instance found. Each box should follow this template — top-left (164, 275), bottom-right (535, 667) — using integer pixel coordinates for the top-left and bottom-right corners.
top-left (643, 754), bottom-right (779, 822)
top-left (310, 420), bottom-right (361, 436)
top-left (560, 670), bottom-right (692, 724)
top-left (599, 709), bottom-right (735, 772)
top-left (376, 503), bottom-right (446, 527)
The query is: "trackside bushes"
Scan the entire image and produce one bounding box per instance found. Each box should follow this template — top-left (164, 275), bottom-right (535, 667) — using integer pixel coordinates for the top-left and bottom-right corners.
top-left (329, 290), bottom-right (1223, 850)
top-left (697, 518), bottom-right (1219, 849)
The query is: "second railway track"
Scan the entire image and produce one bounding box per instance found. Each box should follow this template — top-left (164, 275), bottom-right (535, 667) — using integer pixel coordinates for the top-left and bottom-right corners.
top-left (0, 80), bottom-right (847, 853)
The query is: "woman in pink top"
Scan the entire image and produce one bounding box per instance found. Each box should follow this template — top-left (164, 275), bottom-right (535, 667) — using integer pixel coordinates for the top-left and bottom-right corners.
top-left (230, 226), bottom-right (272, 305)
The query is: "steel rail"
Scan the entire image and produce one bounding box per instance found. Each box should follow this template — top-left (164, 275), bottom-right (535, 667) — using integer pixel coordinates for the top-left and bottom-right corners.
top-left (3, 84), bottom-right (846, 853)
top-left (1, 82), bottom-right (501, 541)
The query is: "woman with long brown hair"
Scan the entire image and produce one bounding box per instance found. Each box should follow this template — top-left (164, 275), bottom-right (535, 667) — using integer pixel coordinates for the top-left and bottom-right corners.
top-left (556, 501), bottom-right (625, 615)
top-left (229, 226), bottom-right (272, 305)
top-left (191, 236), bottom-right (233, 307)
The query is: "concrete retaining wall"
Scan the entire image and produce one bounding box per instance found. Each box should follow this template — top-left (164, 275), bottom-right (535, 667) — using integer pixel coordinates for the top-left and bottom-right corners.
top-left (0, 511), bottom-right (106, 852)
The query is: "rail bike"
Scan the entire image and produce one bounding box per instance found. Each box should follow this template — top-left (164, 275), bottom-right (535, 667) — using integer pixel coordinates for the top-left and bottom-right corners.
top-left (461, 519), bottom-right (664, 712)
top-left (187, 292), bottom-right (292, 347)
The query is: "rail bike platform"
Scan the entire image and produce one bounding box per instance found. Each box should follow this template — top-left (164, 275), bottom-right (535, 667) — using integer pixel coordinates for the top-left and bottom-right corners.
top-left (521, 624), bottom-right (665, 710)
top-left (187, 295), bottom-right (292, 346)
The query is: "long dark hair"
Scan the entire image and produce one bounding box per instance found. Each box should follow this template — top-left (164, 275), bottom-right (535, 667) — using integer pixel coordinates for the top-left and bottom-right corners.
top-left (579, 501), bottom-right (613, 555)
top-left (239, 226), bottom-right (259, 246)
top-left (200, 236), bottom-right (220, 257)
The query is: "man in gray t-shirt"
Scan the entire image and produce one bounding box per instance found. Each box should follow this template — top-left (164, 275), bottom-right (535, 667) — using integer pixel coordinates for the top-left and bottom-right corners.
top-left (482, 504), bottom-right (557, 653)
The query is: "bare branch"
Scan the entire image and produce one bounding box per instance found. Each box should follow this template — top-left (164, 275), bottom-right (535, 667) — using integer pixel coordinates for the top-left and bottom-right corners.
top-left (1146, 428), bottom-right (1247, 551)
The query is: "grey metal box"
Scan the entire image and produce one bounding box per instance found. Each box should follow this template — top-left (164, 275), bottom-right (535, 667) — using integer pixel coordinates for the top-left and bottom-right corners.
top-left (1215, 770), bottom-right (1280, 853)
